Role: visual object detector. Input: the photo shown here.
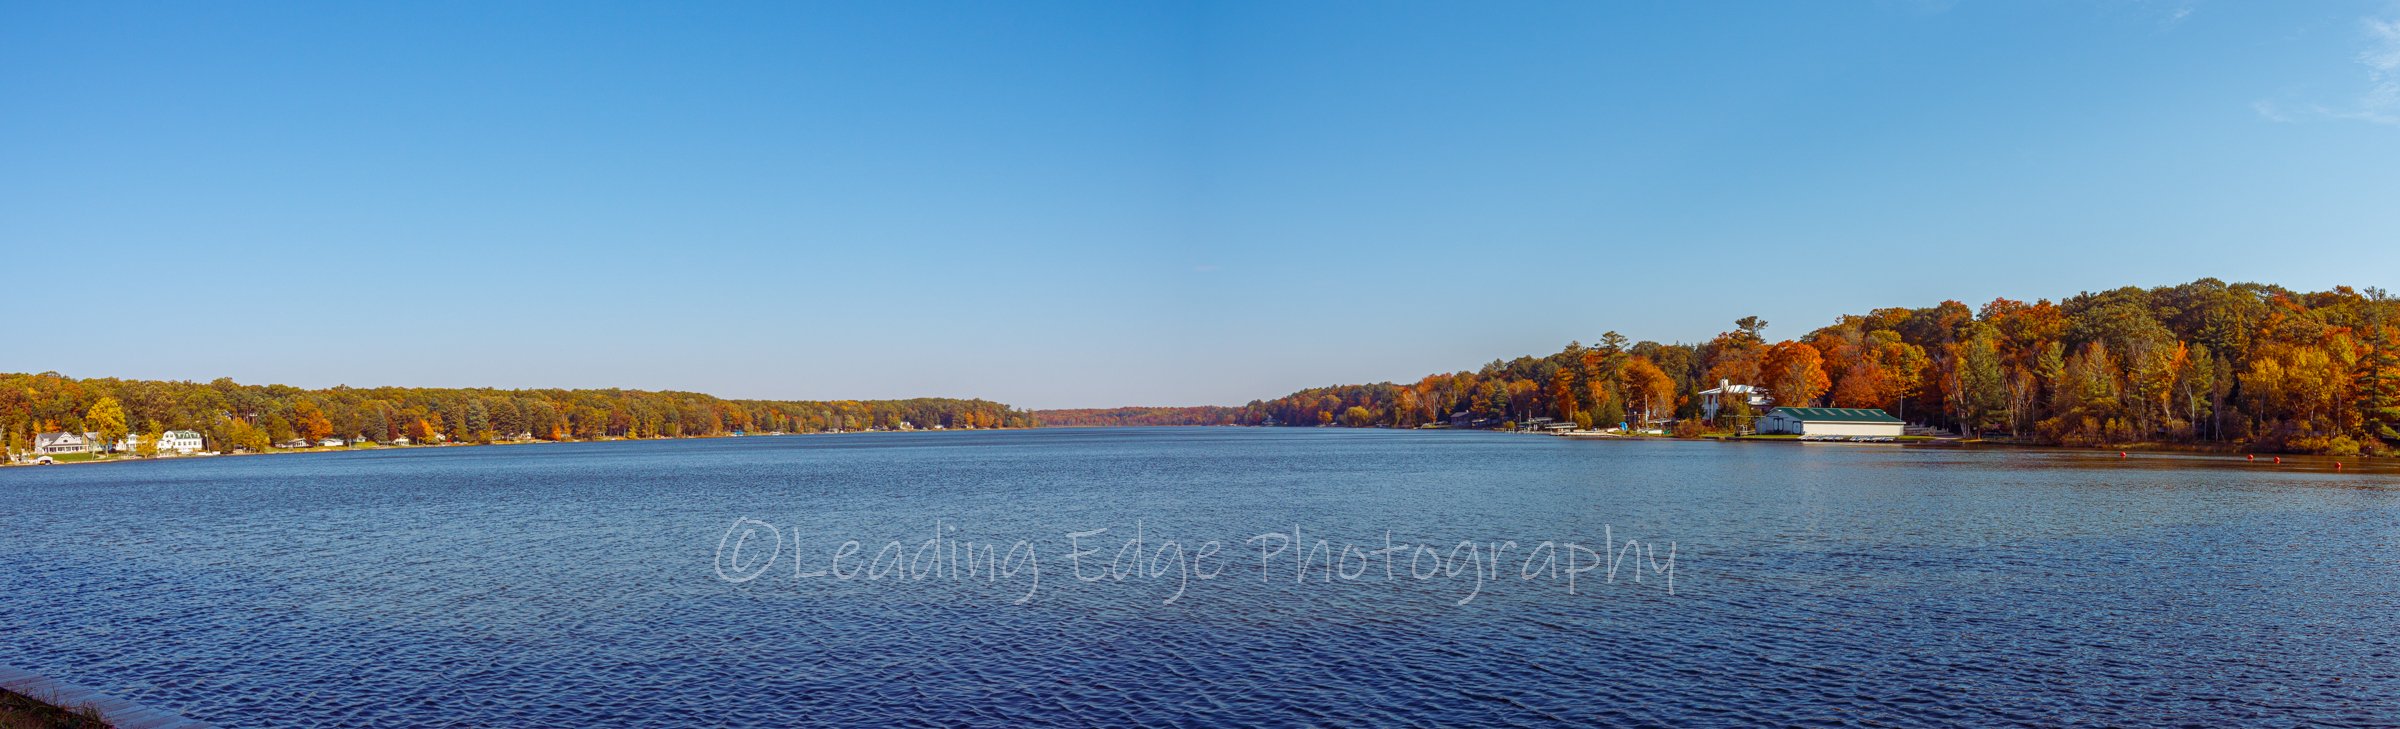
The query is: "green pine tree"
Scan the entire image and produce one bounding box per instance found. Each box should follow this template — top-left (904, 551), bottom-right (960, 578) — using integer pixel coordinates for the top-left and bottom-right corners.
top-left (2358, 327), bottom-right (2400, 444)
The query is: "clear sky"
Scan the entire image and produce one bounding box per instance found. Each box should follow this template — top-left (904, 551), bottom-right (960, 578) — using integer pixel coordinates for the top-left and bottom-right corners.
top-left (5, 1), bottom-right (2398, 408)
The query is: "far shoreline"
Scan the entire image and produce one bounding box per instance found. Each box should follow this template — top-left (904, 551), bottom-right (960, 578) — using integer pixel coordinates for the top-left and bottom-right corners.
top-left (0, 427), bottom-right (1022, 470)
top-left (8, 425), bottom-right (2387, 477)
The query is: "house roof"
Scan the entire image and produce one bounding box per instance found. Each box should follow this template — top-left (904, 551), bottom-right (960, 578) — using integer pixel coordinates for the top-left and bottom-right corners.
top-left (1769, 407), bottom-right (1902, 423)
top-left (163, 430), bottom-right (201, 439)
top-left (1697, 384), bottom-right (1764, 395)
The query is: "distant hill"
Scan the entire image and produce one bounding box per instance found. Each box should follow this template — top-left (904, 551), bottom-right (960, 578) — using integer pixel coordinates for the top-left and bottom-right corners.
top-left (1034, 406), bottom-right (1246, 427)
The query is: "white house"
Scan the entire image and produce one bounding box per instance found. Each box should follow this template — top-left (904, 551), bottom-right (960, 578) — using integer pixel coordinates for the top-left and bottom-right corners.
top-left (318, 437), bottom-right (347, 448)
top-left (1698, 379), bottom-right (1772, 420)
top-left (159, 430), bottom-right (205, 454)
top-left (33, 432), bottom-right (97, 455)
top-left (1757, 407), bottom-right (1905, 438)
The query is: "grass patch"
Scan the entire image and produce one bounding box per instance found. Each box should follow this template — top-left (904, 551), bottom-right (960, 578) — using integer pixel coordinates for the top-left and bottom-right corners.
top-left (33, 452), bottom-right (103, 463)
top-left (0, 689), bottom-right (108, 729)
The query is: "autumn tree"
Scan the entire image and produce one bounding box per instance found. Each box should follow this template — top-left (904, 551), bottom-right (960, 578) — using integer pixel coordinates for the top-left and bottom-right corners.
top-left (1549, 368), bottom-right (1578, 421)
top-left (405, 416), bottom-right (443, 443)
top-left (1875, 332), bottom-right (1929, 419)
top-left (2244, 343), bottom-right (2342, 432)
top-left (2046, 342), bottom-right (2125, 445)
top-left (1760, 341), bottom-right (1830, 408)
top-left (1704, 320), bottom-right (1767, 387)
top-left (224, 417), bottom-right (271, 452)
top-left (86, 396), bottom-right (128, 451)
top-left (2174, 344), bottom-right (2221, 440)
top-left (294, 401), bottom-right (335, 443)
top-left (1479, 380), bottom-right (1509, 421)
top-left (1830, 359), bottom-right (1889, 410)
top-left (1619, 357), bottom-right (1677, 425)
top-left (1393, 388), bottom-right (1423, 427)
top-left (263, 413), bottom-right (297, 446)
top-left (1827, 330), bottom-right (1923, 417)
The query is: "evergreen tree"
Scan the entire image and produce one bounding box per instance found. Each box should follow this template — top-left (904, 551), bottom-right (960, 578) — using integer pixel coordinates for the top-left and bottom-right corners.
top-left (1955, 328), bottom-right (2006, 434)
top-left (2359, 327), bottom-right (2400, 445)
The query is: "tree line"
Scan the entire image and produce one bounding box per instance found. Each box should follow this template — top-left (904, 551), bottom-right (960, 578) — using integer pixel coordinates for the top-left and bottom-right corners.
top-left (13, 279), bottom-right (2397, 458)
top-left (0, 373), bottom-right (1034, 458)
top-left (1032, 406), bottom-right (1247, 427)
top-left (1100, 279), bottom-right (2400, 456)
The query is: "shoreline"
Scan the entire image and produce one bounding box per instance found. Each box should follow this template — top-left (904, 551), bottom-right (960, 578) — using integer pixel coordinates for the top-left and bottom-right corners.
top-left (1, 427), bottom-right (1025, 469)
top-left (0, 688), bottom-right (100, 729)
top-left (1511, 426), bottom-right (2389, 467)
top-left (8, 425), bottom-right (2384, 476)
top-left (1534, 429), bottom-right (2390, 471)
top-left (0, 666), bottom-right (211, 729)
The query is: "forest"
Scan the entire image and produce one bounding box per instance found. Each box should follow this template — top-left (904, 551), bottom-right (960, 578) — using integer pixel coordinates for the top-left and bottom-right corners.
top-left (1032, 406), bottom-right (1247, 427)
top-left (0, 373), bottom-right (1033, 459)
top-left (12, 279), bottom-right (2398, 459)
top-left (1120, 279), bottom-right (2400, 456)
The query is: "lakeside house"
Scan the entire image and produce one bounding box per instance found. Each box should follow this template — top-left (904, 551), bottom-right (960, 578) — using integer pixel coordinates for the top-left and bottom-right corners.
top-left (1447, 411), bottom-right (1497, 429)
top-left (1757, 407), bottom-right (1905, 438)
top-left (1698, 380), bottom-right (1771, 421)
top-left (33, 431), bottom-right (98, 455)
top-left (160, 430), bottom-right (204, 454)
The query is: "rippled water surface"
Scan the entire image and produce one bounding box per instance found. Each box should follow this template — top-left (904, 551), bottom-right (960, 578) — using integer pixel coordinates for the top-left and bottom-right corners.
top-left (5, 428), bottom-right (2398, 727)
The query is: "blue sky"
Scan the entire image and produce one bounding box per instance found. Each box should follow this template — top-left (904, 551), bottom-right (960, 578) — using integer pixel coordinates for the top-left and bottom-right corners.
top-left (5, 1), bottom-right (2398, 408)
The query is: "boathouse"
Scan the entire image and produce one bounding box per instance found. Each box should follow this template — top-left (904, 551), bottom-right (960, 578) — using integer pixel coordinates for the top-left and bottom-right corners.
top-left (1756, 407), bottom-right (1904, 438)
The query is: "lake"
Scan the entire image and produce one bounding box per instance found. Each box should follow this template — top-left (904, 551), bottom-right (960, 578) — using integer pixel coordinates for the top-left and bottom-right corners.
top-left (4, 428), bottom-right (2396, 727)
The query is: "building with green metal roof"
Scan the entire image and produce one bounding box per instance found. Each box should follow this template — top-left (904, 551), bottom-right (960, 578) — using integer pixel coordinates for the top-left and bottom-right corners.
top-left (1758, 407), bottom-right (1905, 437)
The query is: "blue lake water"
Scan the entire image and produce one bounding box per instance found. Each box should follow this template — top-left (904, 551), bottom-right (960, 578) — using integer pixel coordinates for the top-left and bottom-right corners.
top-left (4, 428), bottom-right (2397, 727)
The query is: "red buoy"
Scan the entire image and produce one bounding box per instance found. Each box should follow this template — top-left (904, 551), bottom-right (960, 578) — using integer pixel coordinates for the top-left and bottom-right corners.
top-left (2247, 454), bottom-right (2255, 462)
top-left (2119, 451), bottom-right (2127, 458)
top-left (2274, 456), bottom-right (2282, 464)
top-left (2336, 462), bottom-right (2343, 470)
